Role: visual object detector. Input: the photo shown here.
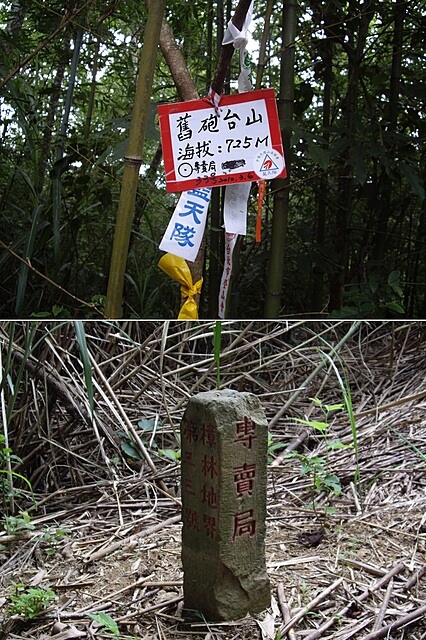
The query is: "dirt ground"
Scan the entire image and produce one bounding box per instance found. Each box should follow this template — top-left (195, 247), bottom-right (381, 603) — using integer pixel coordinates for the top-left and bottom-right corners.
top-left (1, 449), bottom-right (425, 639)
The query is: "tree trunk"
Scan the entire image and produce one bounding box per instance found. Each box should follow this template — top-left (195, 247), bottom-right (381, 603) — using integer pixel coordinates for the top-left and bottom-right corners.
top-left (152, 0), bottom-right (255, 316)
top-left (311, 9), bottom-right (333, 313)
top-left (328, 0), bottom-right (375, 312)
top-left (51, 25), bottom-right (84, 266)
top-left (264, 0), bottom-right (298, 318)
top-left (371, 1), bottom-right (406, 267)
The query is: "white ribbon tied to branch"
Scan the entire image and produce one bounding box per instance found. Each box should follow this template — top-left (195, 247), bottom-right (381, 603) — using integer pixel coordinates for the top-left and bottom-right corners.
top-left (218, 0), bottom-right (255, 318)
top-left (222, 0), bottom-right (254, 94)
top-left (222, 0), bottom-right (254, 50)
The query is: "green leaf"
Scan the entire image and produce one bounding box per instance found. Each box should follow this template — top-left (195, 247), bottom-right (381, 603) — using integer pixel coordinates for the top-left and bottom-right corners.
top-left (349, 145), bottom-right (368, 185)
top-left (385, 300), bottom-right (404, 314)
top-left (387, 269), bottom-right (400, 285)
top-left (399, 161), bottom-right (425, 200)
top-left (15, 204), bottom-right (44, 317)
top-left (323, 474), bottom-right (342, 494)
top-left (120, 441), bottom-right (141, 459)
top-left (387, 270), bottom-right (403, 296)
top-left (308, 142), bottom-right (331, 169)
top-left (325, 403), bottom-right (345, 413)
top-left (294, 418), bottom-right (329, 431)
top-left (138, 417), bottom-right (157, 432)
top-left (329, 440), bottom-right (352, 450)
top-left (158, 448), bottom-right (181, 461)
top-left (74, 322), bottom-right (94, 415)
top-left (88, 612), bottom-right (119, 636)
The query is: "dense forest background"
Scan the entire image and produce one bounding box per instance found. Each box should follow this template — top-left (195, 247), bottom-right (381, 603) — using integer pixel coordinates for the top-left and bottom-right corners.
top-left (0, 0), bottom-right (425, 319)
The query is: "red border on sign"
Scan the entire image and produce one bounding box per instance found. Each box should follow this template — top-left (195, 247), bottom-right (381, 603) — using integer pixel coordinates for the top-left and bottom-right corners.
top-left (158, 88), bottom-right (286, 193)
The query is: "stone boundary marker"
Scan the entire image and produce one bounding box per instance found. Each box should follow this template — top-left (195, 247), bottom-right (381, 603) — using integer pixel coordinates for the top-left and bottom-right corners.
top-left (181, 389), bottom-right (271, 621)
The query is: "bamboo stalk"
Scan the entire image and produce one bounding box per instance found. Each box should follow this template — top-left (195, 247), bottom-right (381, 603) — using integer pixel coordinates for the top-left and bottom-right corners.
top-left (104, 0), bottom-right (166, 318)
top-left (264, 0), bottom-right (298, 318)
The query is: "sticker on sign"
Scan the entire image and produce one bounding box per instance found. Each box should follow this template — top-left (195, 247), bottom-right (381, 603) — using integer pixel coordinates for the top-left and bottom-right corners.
top-left (158, 89), bottom-right (286, 192)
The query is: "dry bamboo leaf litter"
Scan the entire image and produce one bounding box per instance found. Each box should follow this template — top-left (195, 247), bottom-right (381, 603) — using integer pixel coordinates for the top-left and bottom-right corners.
top-left (0, 321), bottom-right (425, 640)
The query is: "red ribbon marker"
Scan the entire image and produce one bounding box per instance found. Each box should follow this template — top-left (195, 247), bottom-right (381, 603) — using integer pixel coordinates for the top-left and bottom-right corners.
top-left (256, 180), bottom-right (266, 242)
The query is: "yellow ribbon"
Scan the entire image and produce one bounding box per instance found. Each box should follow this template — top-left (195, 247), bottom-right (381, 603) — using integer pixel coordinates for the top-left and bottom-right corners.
top-left (158, 253), bottom-right (202, 319)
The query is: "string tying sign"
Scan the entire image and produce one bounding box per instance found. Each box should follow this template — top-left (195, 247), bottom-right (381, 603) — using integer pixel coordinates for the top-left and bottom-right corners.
top-left (158, 89), bottom-right (286, 193)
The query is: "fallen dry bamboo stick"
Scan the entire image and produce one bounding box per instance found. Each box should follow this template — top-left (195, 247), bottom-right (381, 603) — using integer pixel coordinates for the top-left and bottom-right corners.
top-left (372, 577), bottom-right (394, 631)
top-left (85, 514), bottom-right (181, 562)
top-left (304, 561), bottom-right (406, 640)
top-left (404, 564), bottom-right (426, 591)
top-left (339, 557), bottom-right (389, 577)
top-left (354, 389), bottom-right (426, 418)
top-left (279, 576), bottom-right (344, 636)
top-left (359, 603), bottom-right (426, 640)
top-left (88, 352), bottom-right (159, 476)
top-left (277, 583), bottom-right (297, 640)
top-left (116, 594), bottom-right (184, 621)
top-left (70, 578), bottom-right (182, 616)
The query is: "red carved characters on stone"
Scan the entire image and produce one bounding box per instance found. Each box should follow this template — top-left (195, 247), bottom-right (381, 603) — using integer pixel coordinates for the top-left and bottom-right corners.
top-left (233, 462), bottom-right (256, 497)
top-left (232, 509), bottom-right (256, 541)
top-left (234, 416), bottom-right (256, 449)
top-left (182, 419), bottom-right (198, 444)
top-left (202, 484), bottom-right (218, 509)
top-left (183, 507), bottom-right (201, 532)
top-left (203, 514), bottom-right (217, 539)
top-left (202, 454), bottom-right (218, 479)
top-left (201, 422), bottom-right (217, 447)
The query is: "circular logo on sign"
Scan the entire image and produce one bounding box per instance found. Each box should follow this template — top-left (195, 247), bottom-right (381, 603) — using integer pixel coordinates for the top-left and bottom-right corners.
top-left (253, 149), bottom-right (284, 179)
top-left (177, 162), bottom-right (193, 178)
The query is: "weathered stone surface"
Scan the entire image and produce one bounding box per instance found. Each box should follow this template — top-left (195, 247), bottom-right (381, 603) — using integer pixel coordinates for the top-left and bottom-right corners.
top-left (181, 390), bottom-right (270, 621)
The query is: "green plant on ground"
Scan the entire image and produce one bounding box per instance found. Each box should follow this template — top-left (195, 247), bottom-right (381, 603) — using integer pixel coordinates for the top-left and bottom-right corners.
top-left (119, 417), bottom-right (181, 464)
top-left (287, 397), bottom-right (352, 519)
top-left (2, 510), bottom-right (35, 535)
top-left (88, 612), bottom-right (120, 638)
top-left (41, 525), bottom-right (71, 556)
top-left (0, 435), bottom-right (34, 511)
top-left (8, 584), bottom-right (57, 619)
top-left (318, 347), bottom-right (361, 492)
top-left (267, 431), bottom-right (287, 463)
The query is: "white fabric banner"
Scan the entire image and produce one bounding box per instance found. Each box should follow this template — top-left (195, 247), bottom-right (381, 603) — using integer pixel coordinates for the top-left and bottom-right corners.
top-left (159, 187), bottom-right (211, 262)
top-left (219, 0), bottom-right (255, 317)
top-left (223, 181), bottom-right (251, 235)
top-left (218, 232), bottom-right (238, 319)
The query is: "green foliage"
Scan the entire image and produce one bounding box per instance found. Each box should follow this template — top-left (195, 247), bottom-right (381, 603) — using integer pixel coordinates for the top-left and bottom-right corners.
top-left (2, 510), bottom-right (34, 535)
top-left (331, 270), bottom-right (405, 318)
top-left (88, 612), bottom-right (120, 637)
top-left (287, 396), bottom-right (353, 516)
top-left (0, 0), bottom-right (425, 317)
top-left (41, 525), bottom-right (71, 556)
top-left (74, 321), bottom-right (95, 415)
top-left (267, 432), bottom-right (287, 463)
top-left (0, 435), bottom-right (33, 509)
top-left (119, 417), bottom-right (180, 463)
top-left (8, 584), bottom-right (57, 619)
top-left (318, 348), bottom-right (361, 491)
